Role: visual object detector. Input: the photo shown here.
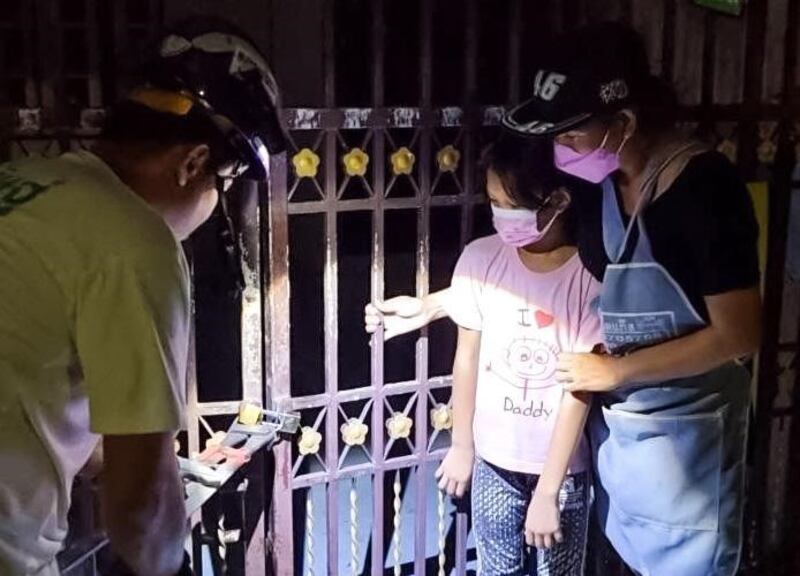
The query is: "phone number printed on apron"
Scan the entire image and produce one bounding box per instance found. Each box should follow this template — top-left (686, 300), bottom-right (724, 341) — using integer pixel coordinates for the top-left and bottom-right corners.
top-left (601, 311), bottom-right (677, 346)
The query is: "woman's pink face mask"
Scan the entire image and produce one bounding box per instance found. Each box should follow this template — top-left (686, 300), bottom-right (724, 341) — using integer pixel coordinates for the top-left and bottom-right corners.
top-left (553, 130), bottom-right (629, 184)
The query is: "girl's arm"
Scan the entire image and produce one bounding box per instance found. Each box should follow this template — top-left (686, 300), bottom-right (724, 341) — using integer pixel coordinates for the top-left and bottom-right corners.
top-left (535, 392), bottom-right (591, 497)
top-left (364, 288), bottom-right (452, 341)
top-left (557, 286), bottom-right (761, 391)
top-left (525, 391), bottom-right (590, 548)
top-left (435, 326), bottom-right (481, 497)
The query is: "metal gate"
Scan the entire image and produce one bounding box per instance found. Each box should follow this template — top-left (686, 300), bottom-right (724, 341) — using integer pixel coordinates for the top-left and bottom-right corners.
top-left (264, 0), bottom-right (512, 572)
top-left (1, 1), bottom-right (800, 575)
top-left (264, 1), bottom-right (800, 575)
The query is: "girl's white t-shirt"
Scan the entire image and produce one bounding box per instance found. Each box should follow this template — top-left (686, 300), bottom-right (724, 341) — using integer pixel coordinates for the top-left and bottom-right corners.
top-left (446, 234), bottom-right (602, 474)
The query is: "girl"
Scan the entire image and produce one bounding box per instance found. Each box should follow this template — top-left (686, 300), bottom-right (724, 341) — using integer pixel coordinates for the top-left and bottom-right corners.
top-left (434, 136), bottom-right (601, 575)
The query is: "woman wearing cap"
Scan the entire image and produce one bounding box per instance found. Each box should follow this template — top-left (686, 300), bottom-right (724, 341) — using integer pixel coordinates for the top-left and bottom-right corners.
top-left (367, 21), bottom-right (760, 576)
top-left (502, 22), bottom-right (760, 576)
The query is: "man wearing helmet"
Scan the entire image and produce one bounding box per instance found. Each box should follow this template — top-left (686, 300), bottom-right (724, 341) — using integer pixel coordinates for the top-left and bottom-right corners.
top-left (0, 20), bottom-right (284, 576)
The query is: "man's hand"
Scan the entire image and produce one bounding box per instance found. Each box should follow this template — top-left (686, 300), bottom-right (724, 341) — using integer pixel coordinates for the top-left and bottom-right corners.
top-left (102, 432), bottom-right (187, 576)
top-left (434, 445), bottom-right (474, 498)
top-left (364, 296), bottom-right (430, 341)
top-left (556, 352), bottom-right (625, 392)
top-left (525, 489), bottom-right (562, 550)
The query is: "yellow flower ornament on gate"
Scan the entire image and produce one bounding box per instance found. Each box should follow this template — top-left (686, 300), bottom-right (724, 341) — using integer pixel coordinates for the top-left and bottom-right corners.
top-left (386, 413), bottom-right (413, 440)
top-left (757, 122), bottom-right (778, 164)
top-left (436, 145), bottom-right (460, 173)
top-left (298, 426), bottom-right (322, 455)
top-left (716, 139), bottom-right (737, 164)
top-left (341, 418), bottom-right (369, 446)
top-left (390, 147), bottom-right (415, 176)
top-left (205, 431), bottom-right (227, 449)
top-left (292, 148), bottom-right (321, 178)
top-left (343, 147), bottom-right (370, 177)
top-left (430, 404), bottom-right (453, 431)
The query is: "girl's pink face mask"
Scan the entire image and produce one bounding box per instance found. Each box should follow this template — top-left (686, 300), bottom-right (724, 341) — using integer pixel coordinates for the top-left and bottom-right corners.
top-left (491, 204), bottom-right (561, 247)
top-left (553, 130), bottom-right (627, 184)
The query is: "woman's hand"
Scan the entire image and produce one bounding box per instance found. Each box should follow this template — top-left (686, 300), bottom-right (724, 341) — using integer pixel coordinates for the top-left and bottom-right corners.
top-left (525, 489), bottom-right (562, 549)
top-left (434, 445), bottom-right (474, 498)
top-left (556, 352), bottom-right (626, 392)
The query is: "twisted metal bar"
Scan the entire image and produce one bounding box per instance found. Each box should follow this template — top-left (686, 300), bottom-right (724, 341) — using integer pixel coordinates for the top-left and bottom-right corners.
top-left (392, 471), bottom-right (402, 575)
top-left (350, 479), bottom-right (359, 576)
top-left (217, 516), bottom-right (227, 563)
top-left (306, 492), bottom-right (315, 576)
top-left (438, 489), bottom-right (446, 576)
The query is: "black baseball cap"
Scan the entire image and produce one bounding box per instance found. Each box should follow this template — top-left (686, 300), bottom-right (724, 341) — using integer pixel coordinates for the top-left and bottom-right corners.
top-left (502, 22), bottom-right (653, 137)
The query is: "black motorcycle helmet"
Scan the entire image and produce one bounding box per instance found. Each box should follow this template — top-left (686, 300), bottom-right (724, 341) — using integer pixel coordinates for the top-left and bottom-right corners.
top-left (129, 18), bottom-right (286, 181)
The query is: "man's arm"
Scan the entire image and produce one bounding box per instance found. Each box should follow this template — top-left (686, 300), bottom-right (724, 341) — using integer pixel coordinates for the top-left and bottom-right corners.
top-left (102, 432), bottom-right (186, 576)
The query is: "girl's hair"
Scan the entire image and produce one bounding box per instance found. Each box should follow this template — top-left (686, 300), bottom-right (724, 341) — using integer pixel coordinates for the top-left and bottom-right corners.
top-left (479, 135), bottom-right (580, 241)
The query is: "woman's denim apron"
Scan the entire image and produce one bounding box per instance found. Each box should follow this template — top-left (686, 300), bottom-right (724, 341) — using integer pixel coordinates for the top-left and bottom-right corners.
top-left (592, 149), bottom-right (750, 576)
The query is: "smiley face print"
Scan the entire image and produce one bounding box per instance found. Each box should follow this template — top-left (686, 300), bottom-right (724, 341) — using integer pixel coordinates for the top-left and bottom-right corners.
top-left (486, 336), bottom-right (560, 402)
top-left (504, 337), bottom-right (558, 383)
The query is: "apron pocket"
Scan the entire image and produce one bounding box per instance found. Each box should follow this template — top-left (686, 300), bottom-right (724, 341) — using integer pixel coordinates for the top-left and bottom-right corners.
top-left (599, 406), bottom-right (723, 532)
